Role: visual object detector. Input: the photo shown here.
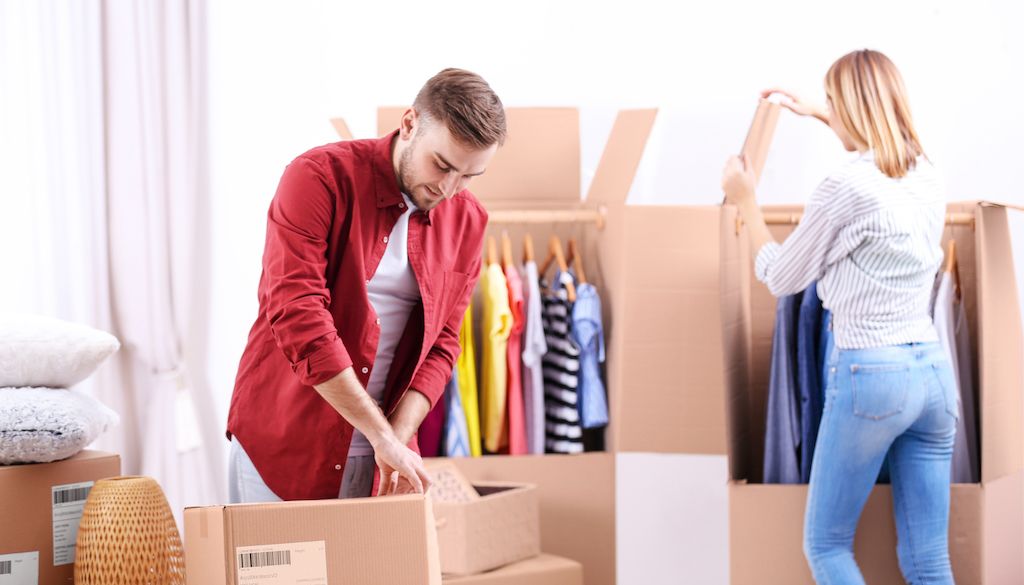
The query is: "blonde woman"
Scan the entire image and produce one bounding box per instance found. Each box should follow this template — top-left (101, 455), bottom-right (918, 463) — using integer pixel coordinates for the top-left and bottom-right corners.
top-left (723, 50), bottom-right (956, 584)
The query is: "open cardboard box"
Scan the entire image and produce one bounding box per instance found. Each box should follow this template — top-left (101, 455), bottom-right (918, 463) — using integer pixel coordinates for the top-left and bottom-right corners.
top-left (184, 495), bottom-right (441, 585)
top-left (720, 201), bottom-right (1024, 584)
top-left (428, 462), bottom-right (540, 576)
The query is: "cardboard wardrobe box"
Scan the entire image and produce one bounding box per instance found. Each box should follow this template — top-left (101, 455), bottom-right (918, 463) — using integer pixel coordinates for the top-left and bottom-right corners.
top-left (442, 553), bottom-right (583, 585)
top-left (184, 494), bottom-right (441, 585)
top-left (358, 106), bottom-right (728, 585)
top-left (720, 202), bottom-right (1024, 584)
top-left (0, 450), bottom-right (121, 585)
top-left (428, 462), bottom-right (540, 576)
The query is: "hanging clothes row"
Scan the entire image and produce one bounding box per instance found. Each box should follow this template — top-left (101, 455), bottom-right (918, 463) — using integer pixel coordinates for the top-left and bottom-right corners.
top-left (425, 232), bottom-right (610, 458)
top-left (763, 238), bottom-right (979, 484)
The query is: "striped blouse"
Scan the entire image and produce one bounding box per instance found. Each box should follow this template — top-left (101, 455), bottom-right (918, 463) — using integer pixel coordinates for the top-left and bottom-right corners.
top-left (755, 151), bottom-right (946, 349)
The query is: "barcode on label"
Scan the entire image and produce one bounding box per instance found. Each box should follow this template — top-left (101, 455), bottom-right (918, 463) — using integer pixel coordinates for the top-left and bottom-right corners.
top-left (0, 560), bottom-right (11, 574)
top-left (53, 485), bottom-right (91, 505)
top-left (238, 550), bottom-right (292, 569)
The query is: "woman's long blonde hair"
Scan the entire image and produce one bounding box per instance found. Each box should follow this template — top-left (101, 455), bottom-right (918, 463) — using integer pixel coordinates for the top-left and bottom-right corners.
top-left (825, 50), bottom-right (925, 178)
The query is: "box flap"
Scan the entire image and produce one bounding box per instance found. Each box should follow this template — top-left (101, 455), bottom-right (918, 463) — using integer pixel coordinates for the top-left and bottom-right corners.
top-left (720, 204), bottom-right (754, 481)
top-left (584, 109), bottom-right (658, 208)
top-left (184, 506), bottom-right (229, 585)
top-left (378, 107), bottom-right (581, 208)
top-left (977, 204), bottom-right (1024, 482)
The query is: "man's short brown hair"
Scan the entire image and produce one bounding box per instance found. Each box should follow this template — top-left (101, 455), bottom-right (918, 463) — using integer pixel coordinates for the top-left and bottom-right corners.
top-left (413, 68), bottom-right (507, 149)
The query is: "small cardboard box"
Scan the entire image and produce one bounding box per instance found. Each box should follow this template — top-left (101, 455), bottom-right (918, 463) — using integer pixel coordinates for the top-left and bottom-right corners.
top-left (0, 450), bottom-right (121, 585)
top-left (442, 553), bottom-right (583, 585)
top-left (429, 463), bottom-right (540, 576)
top-left (184, 495), bottom-right (441, 585)
top-left (720, 202), bottom-right (1024, 583)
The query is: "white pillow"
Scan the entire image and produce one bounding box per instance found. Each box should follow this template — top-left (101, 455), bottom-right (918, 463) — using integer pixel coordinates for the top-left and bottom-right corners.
top-left (0, 314), bottom-right (120, 388)
top-left (0, 387), bottom-right (120, 464)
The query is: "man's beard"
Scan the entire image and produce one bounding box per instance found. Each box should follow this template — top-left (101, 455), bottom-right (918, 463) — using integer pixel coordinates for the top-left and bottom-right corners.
top-left (396, 136), bottom-right (437, 210)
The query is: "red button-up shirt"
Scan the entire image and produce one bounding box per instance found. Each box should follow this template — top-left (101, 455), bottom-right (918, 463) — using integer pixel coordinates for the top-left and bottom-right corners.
top-left (227, 131), bottom-right (487, 501)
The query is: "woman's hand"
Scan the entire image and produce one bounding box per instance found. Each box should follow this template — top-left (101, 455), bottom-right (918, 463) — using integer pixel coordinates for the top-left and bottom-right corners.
top-left (722, 154), bottom-right (756, 208)
top-left (761, 88), bottom-right (828, 124)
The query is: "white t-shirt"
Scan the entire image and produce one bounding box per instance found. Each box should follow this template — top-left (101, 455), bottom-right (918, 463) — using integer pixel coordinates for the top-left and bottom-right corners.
top-left (349, 194), bottom-right (421, 456)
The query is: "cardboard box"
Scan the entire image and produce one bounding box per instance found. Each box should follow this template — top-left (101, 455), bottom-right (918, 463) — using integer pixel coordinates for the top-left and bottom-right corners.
top-left (0, 450), bottom-right (121, 585)
top-left (184, 494), bottom-right (441, 585)
top-left (720, 202), bottom-right (1024, 583)
top-left (428, 462), bottom-right (539, 576)
top-left (442, 553), bottom-right (583, 585)
top-left (432, 475), bottom-right (540, 576)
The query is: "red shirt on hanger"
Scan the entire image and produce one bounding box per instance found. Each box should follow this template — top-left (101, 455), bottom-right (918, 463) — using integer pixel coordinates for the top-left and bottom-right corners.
top-left (227, 131), bottom-right (486, 501)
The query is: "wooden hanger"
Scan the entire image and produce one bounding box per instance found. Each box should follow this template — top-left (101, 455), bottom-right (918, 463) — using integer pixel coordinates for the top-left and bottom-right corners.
top-left (946, 239), bottom-right (961, 299)
top-left (523, 233), bottom-right (535, 264)
top-left (539, 235), bottom-right (576, 302)
top-left (487, 236), bottom-right (498, 266)
top-left (501, 231), bottom-right (514, 270)
top-left (566, 238), bottom-right (588, 285)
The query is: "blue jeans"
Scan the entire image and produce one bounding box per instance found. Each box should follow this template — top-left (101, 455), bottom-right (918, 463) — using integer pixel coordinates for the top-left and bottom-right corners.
top-left (804, 342), bottom-right (957, 584)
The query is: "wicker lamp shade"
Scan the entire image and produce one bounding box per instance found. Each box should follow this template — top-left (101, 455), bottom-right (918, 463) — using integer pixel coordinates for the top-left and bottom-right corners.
top-left (74, 476), bottom-right (185, 584)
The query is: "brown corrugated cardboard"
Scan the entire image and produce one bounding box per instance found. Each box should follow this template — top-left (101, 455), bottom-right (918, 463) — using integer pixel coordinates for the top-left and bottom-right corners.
top-left (441, 454), bottom-right (614, 585)
top-left (720, 202), bottom-right (1024, 583)
top-left (740, 99), bottom-right (781, 184)
top-left (184, 495), bottom-right (441, 585)
top-left (441, 553), bottom-right (583, 585)
top-left (433, 480), bottom-right (540, 576)
top-left (0, 450), bottom-right (121, 585)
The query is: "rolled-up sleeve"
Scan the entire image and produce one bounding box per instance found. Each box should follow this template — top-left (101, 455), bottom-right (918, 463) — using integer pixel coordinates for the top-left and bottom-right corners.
top-left (261, 156), bottom-right (352, 387)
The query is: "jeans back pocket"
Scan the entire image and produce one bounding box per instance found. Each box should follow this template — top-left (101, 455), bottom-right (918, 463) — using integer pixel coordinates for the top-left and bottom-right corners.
top-left (931, 361), bottom-right (961, 420)
top-left (851, 363), bottom-right (911, 420)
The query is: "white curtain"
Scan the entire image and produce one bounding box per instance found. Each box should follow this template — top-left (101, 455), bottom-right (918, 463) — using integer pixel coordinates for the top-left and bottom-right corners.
top-left (0, 0), bottom-right (224, 529)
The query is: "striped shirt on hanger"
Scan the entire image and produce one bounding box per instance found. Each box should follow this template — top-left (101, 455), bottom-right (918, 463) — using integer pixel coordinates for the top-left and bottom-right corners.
top-left (755, 151), bottom-right (946, 349)
top-left (541, 273), bottom-right (584, 454)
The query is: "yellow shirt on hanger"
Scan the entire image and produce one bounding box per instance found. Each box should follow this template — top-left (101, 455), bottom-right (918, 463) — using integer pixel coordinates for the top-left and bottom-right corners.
top-left (481, 262), bottom-right (512, 453)
top-left (457, 302), bottom-right (482, 457)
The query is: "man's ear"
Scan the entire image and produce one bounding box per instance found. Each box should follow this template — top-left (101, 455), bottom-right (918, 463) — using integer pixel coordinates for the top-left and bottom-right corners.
top-left (399, 108), bottom-right (418, 140)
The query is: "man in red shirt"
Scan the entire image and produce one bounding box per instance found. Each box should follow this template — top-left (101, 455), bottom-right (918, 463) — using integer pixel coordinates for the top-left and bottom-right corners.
top-left (226, 69), bottom-right (504, 502)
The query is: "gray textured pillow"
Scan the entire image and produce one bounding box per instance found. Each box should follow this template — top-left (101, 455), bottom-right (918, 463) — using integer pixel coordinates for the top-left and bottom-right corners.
top-left (0, 387), bottom-right (120, 464)
top-left (0, 314), bottom-right (120, 388)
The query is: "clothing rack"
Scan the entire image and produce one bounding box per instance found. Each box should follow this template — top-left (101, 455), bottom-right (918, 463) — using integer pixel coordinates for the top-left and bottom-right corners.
top-left (488, 206), bottom-right (608, 230)
top-left (736, 211), bottom-right (976, 235)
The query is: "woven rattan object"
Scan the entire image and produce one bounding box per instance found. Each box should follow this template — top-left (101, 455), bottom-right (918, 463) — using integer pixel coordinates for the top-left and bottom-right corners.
top-left (74, 476), bottom-right (185, 584)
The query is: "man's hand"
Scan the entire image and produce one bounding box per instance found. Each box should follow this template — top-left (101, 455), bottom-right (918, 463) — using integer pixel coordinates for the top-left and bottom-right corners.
top-left (373, 434), bottom-right (433, 496)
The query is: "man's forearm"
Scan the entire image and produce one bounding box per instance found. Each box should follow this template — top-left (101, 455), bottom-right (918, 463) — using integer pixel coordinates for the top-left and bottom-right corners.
top-left (389, 389), bottom-right (432, 446)
top-left (314, 367), bottom-right (395, 447)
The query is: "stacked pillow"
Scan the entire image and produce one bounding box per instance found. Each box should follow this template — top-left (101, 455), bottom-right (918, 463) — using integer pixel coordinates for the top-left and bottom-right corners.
top-left (0, 315), bottom-right (121, 464)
